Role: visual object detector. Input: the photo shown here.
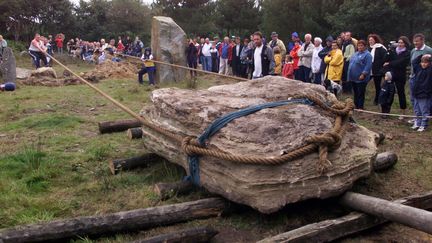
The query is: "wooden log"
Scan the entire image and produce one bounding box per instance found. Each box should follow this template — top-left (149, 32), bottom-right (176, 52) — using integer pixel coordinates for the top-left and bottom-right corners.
top-left (98, 119), bottom-right (142, 134)
top-left (154, 181), bottom-right (194, 200)
top-left (0, 198), bottom-right (227, 243)
top-left (109, 154), bottom-right (160, 175)
top-left (127, 127), bottom-right (144, 139)
top-left (340, 192), bottom-right (432, 234)
top-left (257, 191), bottom-right (432, 243)
top-left (373, 152), bottom-right (398, 172)
top-left (132, 226), bottom-right (218, 243)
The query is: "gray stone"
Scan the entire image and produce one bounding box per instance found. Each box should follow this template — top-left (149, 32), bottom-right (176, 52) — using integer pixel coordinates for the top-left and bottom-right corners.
top-left (0, 47), bottom-right (17, 83)
top-left (16, 67), bottom-right (32, 79)
top-left (139, 76), bottom-right (379, 213)
top-left (151, 16), bottom-right (187, 83)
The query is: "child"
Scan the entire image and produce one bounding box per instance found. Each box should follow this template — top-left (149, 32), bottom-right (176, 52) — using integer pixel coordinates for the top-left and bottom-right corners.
top-left (282, 55), bottom-right (294, 79)
top-left (138, 48), bottom-right (156, 86)
top-left (289, 41), bottom-right (301, 79)
top-left (411, 54), bottom-right (432, 132)
top-left (379, 71), bottom-right (396, 114)
top-left (273, 46), bottom-right (282, 75)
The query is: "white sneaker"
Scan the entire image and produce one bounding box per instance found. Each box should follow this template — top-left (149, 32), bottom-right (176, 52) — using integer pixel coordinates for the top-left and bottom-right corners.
top-left (417, 126), bottom-right (426, 132)
top-left (411, 124), bottom-right (420, 130)
top-left (408, 119), bottom-right (415, 124)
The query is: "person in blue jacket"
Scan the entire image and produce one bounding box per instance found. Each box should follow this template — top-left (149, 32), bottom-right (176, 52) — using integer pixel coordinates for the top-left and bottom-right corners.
top-left (347, 40), bottom-right (373, 109)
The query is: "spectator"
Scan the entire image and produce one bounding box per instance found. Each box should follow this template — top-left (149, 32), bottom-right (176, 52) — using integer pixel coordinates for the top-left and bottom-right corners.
top-left (324, 41), bottom-right (344, 95)
top-left (383, 36), bottom-right (411, 116)
top-left (124, 36), bottom-right (131, 51)
top-left (240, 38), bottom-right (253, 79)
top-left (210, 42), bottom-right (219, 73)
top-left (100, 39), bottom-right (108, 50)
top-left (318, 36), bottom-right (334, 78)
top-left (186, 39), bottom-right (198, 78)
top-left (251, 31), bottom-right (274, 79)
top-left (297, 34), bottom-right (314, 82)
top-left (269, 32), bottom-right (286, 58)
top-left (379, 71), bottom-right (396, 115)
top-left (0, 35), bottom-right (7, 48)
top-left (67, 39), bottom-right (74, 54)
top-left (55, 34), bottom-right (63, 54)
top-left (28, 33), bottom-right (48, 69)
top-left (348, 40), bottom-right (373, 109)
top-left (231, 36), bottom-right (244, 76)
top-left (289, 41), bottom-right (301, 80)
top-left (342, 31), bottom-right (356, 93)
top-left (138, 48), bottom-right (156, 86)
top-left (368, 34), bottom-right (387, 105)
top-left (287, 32), bottom-right (301, 52)
top-left (273, 46), bottom-right (282, 75)
top-left (116, 40), bottom-right (125, 54)
top-left (219, 37), bottom-right (231, 75)
top-left (201, 38), bottom-right (212, 72)
top-left (311, 37), bottom-right (323, 84)
top-left (282, 55), bottom-right (294, 79)
top-left (411, 54), bottom-right (432, 132)
top-left (198, 37), bottom-right (205, 69)
top-left (408, 33), bottom-right (432, 125)
top-left (336, 36), bottom-right (343, 49)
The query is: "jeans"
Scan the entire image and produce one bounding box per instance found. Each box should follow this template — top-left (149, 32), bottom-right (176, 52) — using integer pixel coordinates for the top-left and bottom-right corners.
top-left (204, 56), bottom-right (212, 72)
top-left (57, 47), bottom-right (63, 54)
top-left (414, 97), bottom-right (431, 127)
top-left (29, 50), bottom-right (48, 69)
top-left (138, 66), bottom-right (156, 85)
top-left (298, 65), bottom-right (311, 82)
top-left (352, 82), bottom-right (368, 109)
top-left (199, 56), bottom-right (205, 69)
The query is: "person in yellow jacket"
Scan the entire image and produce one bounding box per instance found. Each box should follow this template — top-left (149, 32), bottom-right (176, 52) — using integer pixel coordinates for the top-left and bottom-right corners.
top-left (273, 46), bottom-right (282, 75)
top-left (324, 41), bottom-right (344, 95)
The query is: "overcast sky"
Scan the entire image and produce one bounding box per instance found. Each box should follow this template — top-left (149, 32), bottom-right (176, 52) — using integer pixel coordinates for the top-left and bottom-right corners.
top-left (69, 0), bottom-right (153, 6)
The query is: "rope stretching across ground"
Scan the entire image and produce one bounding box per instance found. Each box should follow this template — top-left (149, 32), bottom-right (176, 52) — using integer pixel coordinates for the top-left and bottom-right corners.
top-left (48, 52), bottom-right (353, 173)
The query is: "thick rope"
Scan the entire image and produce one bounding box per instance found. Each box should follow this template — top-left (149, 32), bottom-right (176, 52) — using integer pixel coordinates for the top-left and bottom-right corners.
top-left (48, 53), bottom-right (353, 174)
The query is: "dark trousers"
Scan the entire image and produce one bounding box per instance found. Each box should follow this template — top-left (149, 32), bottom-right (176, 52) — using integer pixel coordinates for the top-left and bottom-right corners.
top-left (342, 61), bottom-right (352, 93)
top-left (394, 76), bottom-right (407, 109)
top-left (294, 69), bottom-right (301, 80)
top-left (371, 75), bottom-right (383, 104)
top-left (29, 50), bottom-right (48, 69)
top-left (298, 65), bottom-right (311, 82)
top-left (232, 58), bottom-right (242, 76)
top-left (138, 66), bottom-right (155, 85)
top-left (353, 82), bottom-right (368, 109)
top-left (312, 72), bottom-right (322, 85)
top-left (188, 59), bottom-right (197, 77)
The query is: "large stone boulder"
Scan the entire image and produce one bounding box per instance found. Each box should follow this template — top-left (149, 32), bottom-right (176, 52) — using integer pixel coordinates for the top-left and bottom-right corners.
top-left (151, 16), bottom-right (187, 83)
top-left (21, 67), bottom-right (61, 86)
top-left (16, 67), bottom-right (32, 79)
top-left (139, 77), bottom-right (379, 214)
top-left (0, 47), bottom-right (17, 83)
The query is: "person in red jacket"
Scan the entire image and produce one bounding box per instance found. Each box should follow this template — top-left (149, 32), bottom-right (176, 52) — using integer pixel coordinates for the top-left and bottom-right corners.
top-left (55, 34), bottom-right (64, 54)
top-left (116, 40), bottom-right (125, 53)
top-left (290, 41), bottom-right (301, 80)
top-left (282, 55), bottom-right (294, 79)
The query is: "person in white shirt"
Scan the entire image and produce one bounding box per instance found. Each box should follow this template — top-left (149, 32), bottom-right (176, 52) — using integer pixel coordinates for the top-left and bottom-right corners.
top-left (201, 38), bottom-right (212, 72)
top-left (251, 31), bottom-right (274, 79)
top-left (28, 33), bottom-right (48, 69)
top-left (311, 37), bottom-right (323, 84)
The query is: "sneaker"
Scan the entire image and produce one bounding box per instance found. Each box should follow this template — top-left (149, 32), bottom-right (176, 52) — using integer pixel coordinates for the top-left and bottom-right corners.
top-left (408, 119), bottom-right (416, 124)
top-left (411, 124), bottom-right (420, 130)
top-left (417, 126), bottom-right (426, 132)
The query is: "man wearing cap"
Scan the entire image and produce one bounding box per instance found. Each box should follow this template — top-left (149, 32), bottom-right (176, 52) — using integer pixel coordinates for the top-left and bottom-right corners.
top-left (287, 32), bottom-right (302, 52)
top-left (269, 32), bottom-right (286, 58)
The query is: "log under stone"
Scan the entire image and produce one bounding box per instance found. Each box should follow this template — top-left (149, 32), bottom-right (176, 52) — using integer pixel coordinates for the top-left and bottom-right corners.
top-left (98, 119), bottom-right (142, 134)
top-left (109, 154), bottom-right (161, 175)
top-left (133, 226), bottom-right (218, 243)
top-left (139, 77), bottom-right (379, 213)
top-left (154, 181), bottom-right (194, 200)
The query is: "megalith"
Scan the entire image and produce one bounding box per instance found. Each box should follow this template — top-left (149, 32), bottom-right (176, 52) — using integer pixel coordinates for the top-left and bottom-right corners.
top-left (151, 16), bottom-right (187, 83)
top-left (0, 47), bottom-right (17, 83)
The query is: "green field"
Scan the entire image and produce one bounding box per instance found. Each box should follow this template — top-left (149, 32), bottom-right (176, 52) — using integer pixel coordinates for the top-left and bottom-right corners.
top-left (1, 56), bottom-right (431, 242)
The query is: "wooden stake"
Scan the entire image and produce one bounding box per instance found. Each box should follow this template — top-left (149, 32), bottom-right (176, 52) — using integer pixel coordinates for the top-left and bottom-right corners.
top-left (127, 127), bottom-right (144, 139)
top-left (154, 181), bottom-right (194, 200)
top-left (98, 119), bottom-right (142, 134)
top-left (109, 154), bottom-right (160, 175)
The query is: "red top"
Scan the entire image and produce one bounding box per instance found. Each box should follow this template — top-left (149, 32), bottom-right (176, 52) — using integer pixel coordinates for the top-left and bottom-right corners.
top-left (289, 45), bottom-right (301, 70)
top-left (117, 42), bottom-right (125, 52)
top-left (282, 63), bottom-right (294, 79)
top-left (55, 37), bottom-right (63, 48)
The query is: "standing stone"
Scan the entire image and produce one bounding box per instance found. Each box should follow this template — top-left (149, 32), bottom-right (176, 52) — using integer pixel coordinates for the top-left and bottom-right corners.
top-left (151, 16), bottom-right (187, 83)
top-left (0, 47), bottom-right (17, 83)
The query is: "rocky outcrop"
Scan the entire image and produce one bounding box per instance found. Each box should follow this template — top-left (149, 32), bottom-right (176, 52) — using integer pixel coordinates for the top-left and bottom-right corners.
top-left (139, 76), bottom-right (379, 213)
top-left (16, 67), bottom-right (32, 79)
top-left (151, 16), bottom-right (187, 83)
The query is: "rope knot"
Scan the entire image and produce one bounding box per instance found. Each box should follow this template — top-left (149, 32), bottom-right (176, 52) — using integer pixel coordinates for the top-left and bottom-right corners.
top-left (305, 131), bottom-right (342, 151)
top-left (181, 136), bottom-right (197, 156)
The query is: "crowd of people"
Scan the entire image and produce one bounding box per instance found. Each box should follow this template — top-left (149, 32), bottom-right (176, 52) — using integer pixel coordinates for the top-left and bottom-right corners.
top-left (3, 30), bottom-right (431, 131)
top-left (186, 31), bottom-right (432, 132)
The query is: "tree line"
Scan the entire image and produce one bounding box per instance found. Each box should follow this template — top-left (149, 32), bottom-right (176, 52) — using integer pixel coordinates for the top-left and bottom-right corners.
top-left (0, 0), bottom-right (431, 46)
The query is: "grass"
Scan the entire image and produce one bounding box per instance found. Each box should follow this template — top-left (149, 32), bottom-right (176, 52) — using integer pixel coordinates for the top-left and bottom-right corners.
top-left (1, 56), bottom-right (431, 242)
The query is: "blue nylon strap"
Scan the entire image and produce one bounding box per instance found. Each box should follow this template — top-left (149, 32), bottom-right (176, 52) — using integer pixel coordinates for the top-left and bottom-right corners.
top-left (184, 98), bottom-right (314, 186)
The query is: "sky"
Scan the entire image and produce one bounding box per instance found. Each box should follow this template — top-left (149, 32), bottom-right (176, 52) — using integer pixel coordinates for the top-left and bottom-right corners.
top-left (69, 0), bottom-right (153, 6)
